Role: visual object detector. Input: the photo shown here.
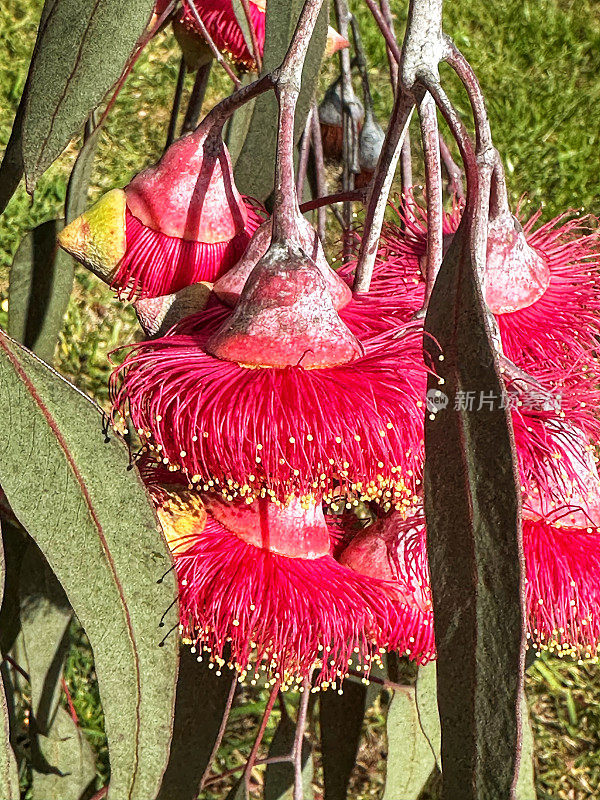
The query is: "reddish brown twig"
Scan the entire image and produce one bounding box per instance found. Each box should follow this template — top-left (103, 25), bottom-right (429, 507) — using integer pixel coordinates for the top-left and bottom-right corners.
top-left (299, 187), bottom-right (368, 213)
top-left (198, 676), bottom-right (238, 792)
top-left (438, 132), bottom-right (465, 200)
top-left (296, 107), bottom-right (314, 201)
top-left (364, 0), bottom-right (402, 62)
top-left (61, 677), bottom-right (79, 725)
top-left (241, 679), bottom-right (281, 793)
top-left (379, 0), bottom-right (399, 91)
top-left (293, 679), bottom-right (311, 800)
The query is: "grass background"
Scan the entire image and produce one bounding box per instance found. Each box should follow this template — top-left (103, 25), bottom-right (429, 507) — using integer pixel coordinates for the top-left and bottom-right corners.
top-left (2, 0), bottom-right (600, 797)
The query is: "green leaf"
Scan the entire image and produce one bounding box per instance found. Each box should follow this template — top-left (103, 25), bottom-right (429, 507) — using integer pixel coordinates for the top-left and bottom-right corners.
top-left (19, 541), bottom-right (72, 734)
top-left (0, 520), bottom-right (27, 655)
top-left (231, 1), bottom-right (254, 59)
top-left (0, 99), bottom-right (25, 216)
top-left (320, 682), bottom-right (371, 800)
top-left (0, 331), bottom-right (179, 800)
top-left (264, 702), bottom-right (313, 800)
top-left (31, 707), bottom-right (96, 800)
top-left (66, 124), bottom-right (101, 224)
top-left (414, 662), bottom-right (441, 769)
top-left (157, 649), bottom-right (237, 800)
top-left (516, 693), bottom-right (536, 800)
top-left (231, 0), bottom-right (329, 201)
top-left (21, 0), bottom-right (154, 191)
top-left (0, 1), bottom-right (64, 212)
top-left (423, 207), bottom-right (523, 800)
top-left (15, 541), bottom-right (96, 800)
top-left (382, 687), bottom-right (436, 800)
top-left (8, 219), bottom-right (73, 364)
top-left (0, 523), bottom-right (20, 800)
top-left (7, 122), bottom-right (99, 364)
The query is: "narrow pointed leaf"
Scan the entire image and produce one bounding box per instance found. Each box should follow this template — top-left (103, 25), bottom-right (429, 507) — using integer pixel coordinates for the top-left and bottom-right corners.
top-left (0, 0), bottom-right (63, 212)
top-left (414, 662), bottom-right (440, 768)
top-left (19, 541), bottom-right (72, 734)
top-left (66, 124), bottom-right (102, 224)
top-left (516, 694), bottom-right (536, 800)
top-left (264, 704), bottom-right (313, 800)
top-left (157, 650), bottom-right (237, 800)
top-left (231, 1), bottom-right (254, 57)
top-left (0, 524), bottom-right (20, 800)
top-left (22, 0), bottom-right (154, 191)
top-left (0, 520), bottom-right (27, 654)
top-left (231, 0), bottom-right (329, 200)
top-left (0, 331), bottom-right (179, 800)
top-left (423, 206), bottom-right (524, 800)
top-left (0, 100), bottom-right (25, 215)
top-left (8, 220), bottom-right (72, 364)
top-left (31, 707), bottom-right (96, 800)
top-left (320, 682), bottom-right (371, 800)
top-left (382, 687), bottom-right (435, 800)
top-left (8, 124), bottom-right (100, 365)
top-left (17, 542), bottom-right (96, 800)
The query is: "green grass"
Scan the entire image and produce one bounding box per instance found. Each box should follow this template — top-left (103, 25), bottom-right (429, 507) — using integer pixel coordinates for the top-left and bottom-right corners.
top-left (2, 0), bottom-right (600, 797)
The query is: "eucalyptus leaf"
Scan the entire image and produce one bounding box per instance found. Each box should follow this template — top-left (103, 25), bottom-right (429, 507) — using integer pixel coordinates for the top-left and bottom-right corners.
top-left (19, 542), bottom-right (72, 734)
top-left (0, 0), bottom-right (65, 212)
top-left (516, 693), bottom-right (536, 800)
top-left (0, 519), bottom-right (27, 655)
top-left (0, 523), bottom-right (20, 800)
top-left (382, 687), bottom-right (436, 800)
top-left (7, 220), bottom-right (73, 364)
top-left (31, 707), bottom-right (96, 800)
top-left (66, 124), bottom-right (102, 224)
top-left (0, 331), bottom-right (179, 800)
top-left (423, 203), bottom-right (524, 800)
top-left (231, 1), bottom-right (255, 59)
top-left (231, 0), bottom-right (329, 200)
top-left (320, 682), bottom-right (370, 800)
top-left (157, 649), bottom-right (237, 800)
top-left (415, 662), bottom-right (441, 769)
top-left (264, 702), bottom-right (313, 800)
top-left (22, 0), bottom-right (154, 191)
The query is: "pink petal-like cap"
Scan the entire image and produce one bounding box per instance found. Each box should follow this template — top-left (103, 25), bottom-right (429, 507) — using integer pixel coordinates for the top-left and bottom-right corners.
top-left (126, 126), bottom-right (248, 244)
top-left (207, 242), bottom-right (363, 368)
top-left (205, 493), bottom-right (331, 558)
top-left (485, 212), bottom-right (550, 314)
top-left (213, 216), bottom-right (352, 310)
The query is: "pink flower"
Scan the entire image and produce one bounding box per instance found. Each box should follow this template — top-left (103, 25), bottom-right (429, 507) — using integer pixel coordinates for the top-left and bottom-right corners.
top-left (151, 481), bottom-right (431, 685)
top-left (58, 128), bottom-right (263, 299)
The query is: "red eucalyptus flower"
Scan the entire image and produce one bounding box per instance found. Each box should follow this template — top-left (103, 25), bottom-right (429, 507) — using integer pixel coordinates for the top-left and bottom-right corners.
top-left (153, 484), bottom-right (431, 687)
top-left (113, 248), bottom-right (427, 508)
top-left (58, 127), bottom-right (263, 299)
top-left (341, 486), bottom-right (600, 662)
top-left (341, 194), bottom-right (600, 376)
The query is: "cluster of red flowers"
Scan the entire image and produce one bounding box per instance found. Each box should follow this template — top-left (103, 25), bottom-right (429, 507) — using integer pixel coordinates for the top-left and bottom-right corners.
top-left (58, 3), bottom-right (600, 690)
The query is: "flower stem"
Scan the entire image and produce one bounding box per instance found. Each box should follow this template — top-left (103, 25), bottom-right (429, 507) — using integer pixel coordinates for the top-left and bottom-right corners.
top-left (239, 0), bottom-right (263, 72)
top-left (417, 90), bottom-right (443, 312)
top-left (271, 0), bottom-right (326, 244)
top-left (293, 678), bottom-right (311, 800)
top-left (185, 1), bottom-right (242, 89)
